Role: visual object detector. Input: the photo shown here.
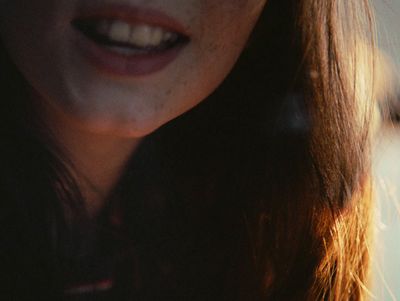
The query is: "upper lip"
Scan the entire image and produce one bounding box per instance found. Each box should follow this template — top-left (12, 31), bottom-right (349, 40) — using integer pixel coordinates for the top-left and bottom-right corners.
top-left (73, 4), bottom-right (190, 37)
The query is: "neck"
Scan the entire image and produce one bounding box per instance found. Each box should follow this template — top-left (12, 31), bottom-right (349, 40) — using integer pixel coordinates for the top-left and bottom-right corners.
top-left (35, 97), bottom-right (141, 217)
top-left (57, 123), bottom-right (141, 216)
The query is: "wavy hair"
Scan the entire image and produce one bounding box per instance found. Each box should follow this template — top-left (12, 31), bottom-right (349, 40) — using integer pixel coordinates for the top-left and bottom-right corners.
top-left (0, 0), bottom-right (376, 300)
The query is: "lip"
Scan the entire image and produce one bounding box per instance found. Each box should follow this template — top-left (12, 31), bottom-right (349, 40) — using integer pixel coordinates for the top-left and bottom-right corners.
top-left (72, 5), bottom-right (190, 77)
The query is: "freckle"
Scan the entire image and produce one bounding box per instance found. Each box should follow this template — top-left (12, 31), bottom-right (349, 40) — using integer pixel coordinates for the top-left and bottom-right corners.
top-left (166, 89), bottom-right (172, 96)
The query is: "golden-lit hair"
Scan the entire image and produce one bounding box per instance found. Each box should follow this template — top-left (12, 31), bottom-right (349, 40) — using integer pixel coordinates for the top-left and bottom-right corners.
top-left (0, 0), bottom-right (378, 300)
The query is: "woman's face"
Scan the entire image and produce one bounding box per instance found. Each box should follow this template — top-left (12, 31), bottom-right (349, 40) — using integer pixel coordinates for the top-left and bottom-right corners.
top-left (0, 0), bottom-right (266, 137)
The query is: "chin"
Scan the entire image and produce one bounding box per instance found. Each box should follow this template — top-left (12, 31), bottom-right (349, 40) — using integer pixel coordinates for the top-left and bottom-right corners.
top-left (64, 108), bottom-right (169, 138)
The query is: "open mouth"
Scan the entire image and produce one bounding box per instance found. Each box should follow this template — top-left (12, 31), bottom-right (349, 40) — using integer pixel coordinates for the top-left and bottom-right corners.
top-left (70, 5), bottom-right (191, 76)
top-left (72, 18), bottom-right (190, 56)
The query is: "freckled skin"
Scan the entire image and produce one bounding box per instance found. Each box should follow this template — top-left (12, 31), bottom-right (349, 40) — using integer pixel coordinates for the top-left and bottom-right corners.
top-left (0, 0), bottom-right (267, 137)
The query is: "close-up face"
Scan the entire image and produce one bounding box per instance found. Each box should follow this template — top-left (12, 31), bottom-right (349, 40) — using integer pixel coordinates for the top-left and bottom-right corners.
top-left (0, 0), bottom-right (267, 137)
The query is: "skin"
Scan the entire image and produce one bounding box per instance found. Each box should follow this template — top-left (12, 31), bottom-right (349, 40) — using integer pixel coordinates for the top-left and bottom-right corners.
top-left (0, 0), bottom-right (267, 215)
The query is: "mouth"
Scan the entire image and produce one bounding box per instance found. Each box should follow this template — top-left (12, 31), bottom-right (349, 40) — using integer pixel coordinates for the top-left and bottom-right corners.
top-left (72, 18), bottom-right (189, 56)
top-left (71, 6), bottom-right (190, 76)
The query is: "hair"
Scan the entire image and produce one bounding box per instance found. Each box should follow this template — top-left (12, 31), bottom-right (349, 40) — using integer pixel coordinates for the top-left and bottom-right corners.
top-left (0, 0), bottom-right (376, 300)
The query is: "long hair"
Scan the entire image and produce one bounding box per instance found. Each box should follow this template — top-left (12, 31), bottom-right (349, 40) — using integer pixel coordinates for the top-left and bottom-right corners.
top-left (0, 0), bottom-right (376, 300)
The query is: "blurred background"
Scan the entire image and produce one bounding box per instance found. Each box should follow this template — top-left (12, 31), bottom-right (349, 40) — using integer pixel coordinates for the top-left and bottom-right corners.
top-left (372, 0), bottom-right (400, 300)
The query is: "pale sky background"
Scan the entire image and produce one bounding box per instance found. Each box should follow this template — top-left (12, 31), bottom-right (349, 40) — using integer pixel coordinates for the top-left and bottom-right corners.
top-left (373, 126), bottom-right (400, 301)
top-left (374, 0), bottom-right (400, 68)
top-left (372, 1), bottom-right (400, 300)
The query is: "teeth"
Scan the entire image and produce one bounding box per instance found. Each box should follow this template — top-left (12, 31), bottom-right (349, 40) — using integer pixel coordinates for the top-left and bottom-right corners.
top-left (95, 20), bottom-right (179, 48)
top-left (150, 28), bottom-right (164, 46)
top-left (130, 25), bottom-right (152, 47)
top-left (109, 21), bottom-right (131, 43)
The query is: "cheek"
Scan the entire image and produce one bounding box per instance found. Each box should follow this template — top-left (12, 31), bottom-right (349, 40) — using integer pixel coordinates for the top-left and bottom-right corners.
top-left (0, 0), bottom-right (266, 138)
top-left (56, 33), bottom-right (248, 138)
top-left (186, 3), bottom-right (262, 91)
top-left (198, 1), bottom-right (264, 60)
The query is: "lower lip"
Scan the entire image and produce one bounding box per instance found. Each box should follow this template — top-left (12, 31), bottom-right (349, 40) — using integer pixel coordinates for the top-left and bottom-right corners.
top-left (74, 30), bottom-right (187, 77)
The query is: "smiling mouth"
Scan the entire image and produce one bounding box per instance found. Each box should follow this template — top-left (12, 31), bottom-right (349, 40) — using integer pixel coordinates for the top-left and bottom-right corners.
top-left (72, 18), bottom-right (189, 55)
top-left (70, 5), bottom-right (191, 76)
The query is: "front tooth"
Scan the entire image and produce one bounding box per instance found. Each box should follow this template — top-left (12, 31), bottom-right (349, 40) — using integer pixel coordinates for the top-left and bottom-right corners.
top-left (149, 28), bottom-right (164, 46)
top-left (109, 21), bottom-right (131, 43)
top-left (130, 25), bottom-right (153, 47)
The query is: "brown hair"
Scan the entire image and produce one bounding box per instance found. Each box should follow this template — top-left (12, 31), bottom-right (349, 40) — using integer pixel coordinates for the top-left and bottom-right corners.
top-left (0, 0), bottom-right (376, 300)
top-left (245, 0), bottom-right (376, 299)
top-left (301, 0), bottom-right (375, 299)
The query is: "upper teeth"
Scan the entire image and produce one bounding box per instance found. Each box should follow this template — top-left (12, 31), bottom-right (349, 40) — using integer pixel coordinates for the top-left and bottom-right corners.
top-left (96, 20), bottom-right (178, 48)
